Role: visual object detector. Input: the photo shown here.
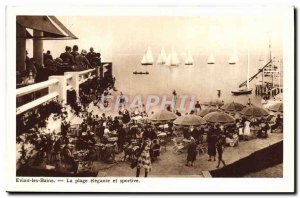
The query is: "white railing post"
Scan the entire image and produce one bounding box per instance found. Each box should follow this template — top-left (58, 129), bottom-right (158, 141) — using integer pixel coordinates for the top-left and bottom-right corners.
top-left (65, 72), bottom-right (80, 95)
top-left (49, 76), bottom-right (67, 104)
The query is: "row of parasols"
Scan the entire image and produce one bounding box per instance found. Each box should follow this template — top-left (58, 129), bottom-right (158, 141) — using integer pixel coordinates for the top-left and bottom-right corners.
top-left (149, 101), bottom-right (283, 126)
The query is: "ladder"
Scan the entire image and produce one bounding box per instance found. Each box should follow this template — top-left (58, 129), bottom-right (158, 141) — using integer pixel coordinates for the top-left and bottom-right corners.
top-left (239, 60), bottom-right (272, 88)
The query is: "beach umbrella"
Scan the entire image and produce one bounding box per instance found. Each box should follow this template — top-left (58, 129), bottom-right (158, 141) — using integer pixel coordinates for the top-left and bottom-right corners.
top-left (240, 106), bottom-right (269, 117)
top-left (203, 112), bottom-right (235, 123)
top-left (197, 107), bottom-right (221, 117)
top-left (149, 109), bottom-right (177, 122)
top-left (221, 101), bottom-right (245, 112)
top-left (202, 98), bottom-right (224, 107)
top-left (268, 102), bottom-right (283, 113)
top-left (173, 114), bottom-right (207, 126)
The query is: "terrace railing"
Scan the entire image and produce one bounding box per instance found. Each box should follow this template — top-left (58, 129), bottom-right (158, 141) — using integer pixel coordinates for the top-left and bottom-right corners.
top-left (16, 67), bottom-right (98, 115)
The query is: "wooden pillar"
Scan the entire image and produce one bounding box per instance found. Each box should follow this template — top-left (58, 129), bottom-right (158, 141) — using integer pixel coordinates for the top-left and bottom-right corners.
top-left (16, 23), bottom-right (26, 72)
top-left (33, 30), bottom-right (44, 67)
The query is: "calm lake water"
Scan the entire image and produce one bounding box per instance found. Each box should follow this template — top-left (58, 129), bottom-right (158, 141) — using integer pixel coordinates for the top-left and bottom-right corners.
top-left (112, 54), bottom-right (282, 110)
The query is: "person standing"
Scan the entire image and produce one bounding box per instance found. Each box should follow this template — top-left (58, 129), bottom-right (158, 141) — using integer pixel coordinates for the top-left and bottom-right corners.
top-left (86, 47), bottom-right (97, 64)
top-left (243, 118), bottom-right (251, 140)
top-left (117, 125), bottom-right (126, 152)
top-left (60, 46), bottom-right (75, 66)
top-left (194, 101), bottom-right (202, 114)
top-left (26, 58), bottom-right (37, 79)
top-left (71, 45), bottom-right (79, 60)
top-left (172, 90), bottom-right (177, 104)
top-left (207, 125), bottom-right (217, 161)
top-left (216, 138), bottom-right (226, 168)
top-left (75, 49), bottom-right (92, 70)
top-left (43, 50), bottom-right (53, 62)
top-left (247, 98), bottom-right (252, 106)
top-left (186, 138), bottom-right (197, 166)
top-left (136, 139), bottom-right (152, 177)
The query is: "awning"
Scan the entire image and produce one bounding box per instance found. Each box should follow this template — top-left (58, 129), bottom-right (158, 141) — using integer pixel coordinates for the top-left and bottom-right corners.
top-left (16, 16), bottom-right (77, 40)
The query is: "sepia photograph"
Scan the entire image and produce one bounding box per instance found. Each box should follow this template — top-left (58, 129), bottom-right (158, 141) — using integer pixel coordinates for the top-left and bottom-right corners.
top-left (6, 5), bottom-right (295, 193)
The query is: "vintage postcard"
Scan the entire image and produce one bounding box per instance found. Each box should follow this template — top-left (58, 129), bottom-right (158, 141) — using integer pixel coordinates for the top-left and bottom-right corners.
top-left (6, 6), bottom-right (295, 193)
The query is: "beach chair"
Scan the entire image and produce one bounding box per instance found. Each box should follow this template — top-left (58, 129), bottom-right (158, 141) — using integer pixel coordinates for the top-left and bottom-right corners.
top-left (158, 133), bottom-right (167, 151)
top-left (171, 138), bottom-right (184, 153)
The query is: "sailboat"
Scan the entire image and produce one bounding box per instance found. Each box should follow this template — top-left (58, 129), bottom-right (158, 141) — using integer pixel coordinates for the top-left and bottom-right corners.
top-left (165, 53), bottom-right (171, 66)
top-left (141, 54), bottom-right (148, 65)
top-left (231, 48), bottom-right (252, 95)
top-left (141, 47), bottom-right (154, 66)
top-left (170, 48), bottom-right (180, 67)
top-left (157, 48), bottom-right (167, 65)
top-left (134, 47), bottom-right (153, 75)
top-left (207, 53), bottom-right (215, 64)
top-left (184, 51), bottom-right (194, 65)
top-left (228, 49), bottom-right (238, 65)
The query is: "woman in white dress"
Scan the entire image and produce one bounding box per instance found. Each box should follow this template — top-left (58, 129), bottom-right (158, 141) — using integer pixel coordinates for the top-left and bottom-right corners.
top-left (237, 120), bottom-right (244, 137)
top-left (243, 119), bottom-right (251, 139)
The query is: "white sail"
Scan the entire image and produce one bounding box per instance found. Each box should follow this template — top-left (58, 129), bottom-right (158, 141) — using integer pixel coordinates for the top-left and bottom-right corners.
top-left (156, 54), bottom-right (163, 65)
top-left (141, 54), bottom-right (147, 65)
top-left (145, 47), bottom-right (154, 64)
top-left (184, 51), bottom-right (194, 65)
top-left (229, 49), bottom-right (238, 64)
top-left (165, 54), bottom-right (171, 66)
top-left (171, 48), bottom-right (180, 66)
top-left (207, 53), bottom-right (215, 64)
top-left (160, 48), bottom-right (167, 64)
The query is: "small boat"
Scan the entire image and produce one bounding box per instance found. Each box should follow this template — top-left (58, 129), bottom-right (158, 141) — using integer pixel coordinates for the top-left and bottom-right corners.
top-left (228, 49), bottom-right (238, 65)
top-left (170, 47), bottom-right (180, 67)
top-left (141, 47), bottom-right (154, 66)
top-left (133, 71), bottom-right (149, 75)
top-left (231, 89), bottom-right (252, 95)
top-left (184, 50), bottom-right (194, 65)
top-left (157, 48), bottom-right (167, 65)
top-left (165, 54), bottom-right (171, 66)
top-left (207, 53), bottom-right (215, 64)
top-left (232, 48), bottom-right (251, 96)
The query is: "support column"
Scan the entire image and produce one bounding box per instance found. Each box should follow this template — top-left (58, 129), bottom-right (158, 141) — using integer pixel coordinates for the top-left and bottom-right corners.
top-left (33, 30), bottom-right (44, 67)
top-left (16, 23), bottom-right (26, 72)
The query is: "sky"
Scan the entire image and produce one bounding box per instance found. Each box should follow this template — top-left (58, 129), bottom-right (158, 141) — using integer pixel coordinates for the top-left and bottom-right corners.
top-left (26, 15), bottom-right (283, 62)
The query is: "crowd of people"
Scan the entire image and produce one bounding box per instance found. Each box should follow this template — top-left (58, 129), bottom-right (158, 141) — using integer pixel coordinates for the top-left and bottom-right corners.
top-left (17, 45), bottom-right (101, 86)
top-left (16, 75), bottom-right (283, 177)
